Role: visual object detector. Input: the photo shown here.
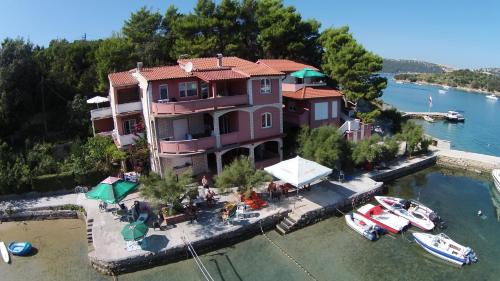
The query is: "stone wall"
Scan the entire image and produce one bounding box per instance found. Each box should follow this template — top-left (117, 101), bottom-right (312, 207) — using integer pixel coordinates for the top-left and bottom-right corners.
top-left (437, 154), bottom-right (500, 173)
top-left (88, 210), bottom-right (288, 275)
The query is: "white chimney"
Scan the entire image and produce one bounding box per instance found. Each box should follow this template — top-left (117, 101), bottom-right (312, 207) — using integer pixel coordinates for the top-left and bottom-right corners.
top-left (136, 62), bottom-right (143, 72)
top-left (216, 54), bottom-right (223, 67)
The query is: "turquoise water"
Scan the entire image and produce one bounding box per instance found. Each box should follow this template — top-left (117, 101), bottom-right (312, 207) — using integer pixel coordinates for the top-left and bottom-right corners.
top-left (1, 167), bottom-right (499, 280)
top-left (382, 77), bottom-right (500, 156)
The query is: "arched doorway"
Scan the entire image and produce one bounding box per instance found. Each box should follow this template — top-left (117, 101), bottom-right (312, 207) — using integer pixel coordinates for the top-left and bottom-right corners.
top-left (254, 141), bottom-right (280, 169)
top-left (221, 147), bottom-right (250, 168)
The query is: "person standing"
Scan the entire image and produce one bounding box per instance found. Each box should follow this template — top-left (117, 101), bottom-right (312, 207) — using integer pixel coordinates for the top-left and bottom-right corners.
top-left (202, 175), bottom-right (209, 189)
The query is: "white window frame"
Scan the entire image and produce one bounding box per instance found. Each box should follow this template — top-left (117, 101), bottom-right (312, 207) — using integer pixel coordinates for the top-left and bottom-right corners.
top-left (159, 84), bottom-right (169, 101)
top-left (314, 102), bottom-right (328, 121)
top-left (179, 81), bottom-right (198, 97)
top-left (262, 112), bottom-right (272, 128)
top-left (123, 119), bottom-right (137, 135)
top-left (260, 78), bottom-right (271, 94)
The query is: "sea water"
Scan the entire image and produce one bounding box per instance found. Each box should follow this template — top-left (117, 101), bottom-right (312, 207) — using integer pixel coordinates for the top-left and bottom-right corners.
top-left (382, 77), bottom-right (500, 156)
top-left (1, 167), bottom-right (499, 281)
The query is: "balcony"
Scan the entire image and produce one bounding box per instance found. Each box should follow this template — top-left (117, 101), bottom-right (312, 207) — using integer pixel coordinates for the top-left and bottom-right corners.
top-left (159, 136), bottom-right (216, 154)
top-left (284, 110), bottom-right (309, 126)
top-left (112, 130), bottom-right (140, 147)
top-left (220, 131), bottom-right (241, 146)
top-left (116, 101), bottom-right (142, 114)
top-left (90, 107), bottom-right (112, 120)
top-left (282, 82), bottom-right (327, 92)
top-left (152, 95), bottom-right (248, 115)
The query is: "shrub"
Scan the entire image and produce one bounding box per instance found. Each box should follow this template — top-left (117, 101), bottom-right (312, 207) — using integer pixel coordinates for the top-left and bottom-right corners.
top-left (32, 172), bottom-right (75, 192)
top-left (74, 170), bottom-right (108, 186)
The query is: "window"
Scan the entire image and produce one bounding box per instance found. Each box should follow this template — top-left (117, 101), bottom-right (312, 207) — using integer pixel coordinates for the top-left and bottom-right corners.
top-left (260, 78), bottom-right (271, 94)
top-left (262, 112), bottom-right (272, 128)
top-left (200, 82), bottom-right (209, 98)
top-left (179, 81), bottom-right (198, 97)
top-left (332, 100), bottom-right (338, 118)
top-left (123, 119), bottom-right (137, 135)
top-left (159, 84), bottom-right (168, 101)
top-left (314, 102), bottom-right (328, 121)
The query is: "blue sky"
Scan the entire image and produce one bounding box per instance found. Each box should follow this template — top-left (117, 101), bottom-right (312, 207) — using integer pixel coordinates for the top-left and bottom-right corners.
top-left (0, 0), bottom-right (498, 68)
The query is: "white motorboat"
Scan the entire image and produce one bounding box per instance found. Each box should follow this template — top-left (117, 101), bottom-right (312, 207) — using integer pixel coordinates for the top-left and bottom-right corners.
top-left (413, 233), bottom-right (478, 265)
top-left (345, 212), bottom-right (385, 241)
top-left (446, 111), bottom-right (465, 122)
top-left (423, 115), bottom-right (434, 122)
top-left (492, 169), bottom-right (500, 193)
top-left (486, 94), bottom-right (498, 100)
top-left (357, 203), bottom-right (410, 234)
top-left (0, 241), bottom-right (10, 263)
top-left (395, 80), bottom-right (403, 84)
top-left (443, 85), bottom-right (451, 90)
top-left (438, 89), bottom-right (447, 94)
top-left (375, 196), bottom-right (435, 231)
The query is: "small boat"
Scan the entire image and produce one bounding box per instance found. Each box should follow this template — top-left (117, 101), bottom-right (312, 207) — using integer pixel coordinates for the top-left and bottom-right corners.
top-left (0, 241), bottom-right (9, 263)
top-left (413, 233), bottom-right (478, 265)
top-left (446, 111), bottom-right (465, 122)
top-left (375, 196), bottom-right (435, 231)
top-left (486, 94), bottom-right (498, 100)
top-left (493, 169), bottom-right (500, 193)
top-left (345, 212), bottom-right (385, 241)
top-left (423, 115), bottom-right (434, 122)
top-left (395, 80), bottom-right (403, 84)
top-left (438, 89), bottom-right (447, 94)
top-left (443, 85), bottom-right (451, 90)
top-left (7, 241), bottom-right (32, 256)
top-left (357, 203), bottom-right (410, 234)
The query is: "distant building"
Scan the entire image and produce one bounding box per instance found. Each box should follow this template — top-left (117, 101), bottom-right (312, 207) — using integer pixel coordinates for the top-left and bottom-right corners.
top-left (257, 59), bottom-right (371, 141)
top-left (90, 55), bottom-right (285, 176)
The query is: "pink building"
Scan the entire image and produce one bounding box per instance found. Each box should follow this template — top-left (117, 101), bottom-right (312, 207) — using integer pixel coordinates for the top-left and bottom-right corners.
top-left (91, 55), bottom-right (285, 176)
top-left (257, 59), bottom-right (371, 140)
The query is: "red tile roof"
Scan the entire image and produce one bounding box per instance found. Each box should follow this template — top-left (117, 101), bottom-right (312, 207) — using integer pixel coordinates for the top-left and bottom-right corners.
top-left (178, 57), bottom-right (253, 70)
top-left (283, 87), bottom-right (343, 100)
top-left (139, 65), bottom-right (193, 81)
top-left (108, 71), bottom-right (138, 87)
top-left (195, 69), bottom-right (249, 82)
top-left (257, 59), bottom-right (319, 72)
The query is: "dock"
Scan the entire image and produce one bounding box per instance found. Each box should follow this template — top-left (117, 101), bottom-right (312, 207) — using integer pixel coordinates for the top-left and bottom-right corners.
top-left (403, 112), bottom-right (448, 120)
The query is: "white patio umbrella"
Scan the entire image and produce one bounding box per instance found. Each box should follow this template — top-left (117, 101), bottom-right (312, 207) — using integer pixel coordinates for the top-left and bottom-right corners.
top-left (264, 156), bottom-right (332, 193)
top-left (87, 96), bottom-right (109, 108)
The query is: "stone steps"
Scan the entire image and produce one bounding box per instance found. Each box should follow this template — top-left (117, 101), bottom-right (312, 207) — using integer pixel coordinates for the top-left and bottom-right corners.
top-left (87, 218), bottom-right (94, 244)
top-left (275, 215), bottom-right (299, 235)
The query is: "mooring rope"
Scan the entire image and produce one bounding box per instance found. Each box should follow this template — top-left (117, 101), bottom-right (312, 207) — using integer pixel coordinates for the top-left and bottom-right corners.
top-left (259, 220), bottom-right (320, 281)
top-left (182, 236), bottom-right (215, 281)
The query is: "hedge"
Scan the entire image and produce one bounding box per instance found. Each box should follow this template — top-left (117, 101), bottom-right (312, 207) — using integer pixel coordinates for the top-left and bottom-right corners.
top-left (32, 172), bottom-right (75, 192)
top-left (74, 170), bottom-right (108, 186)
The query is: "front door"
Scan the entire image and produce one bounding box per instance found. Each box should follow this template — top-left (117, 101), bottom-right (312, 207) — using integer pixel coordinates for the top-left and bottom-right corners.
top-left (173, 118), bottom-right (189, 140)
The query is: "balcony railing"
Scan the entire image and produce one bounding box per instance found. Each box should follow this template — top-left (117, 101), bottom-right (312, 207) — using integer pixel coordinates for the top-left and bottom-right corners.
top-left (220, 131), bottom-right (240, 146)
top-left (112, 130), bottom-right (140, 147)
top-left (90, 107), bottom-right (112, 120)
top-left (159, 136), bottom-right (216, 154)
top-left (116, 101), bottom-right (142, 114)
top-left (284, 110), bottom-right (309, 126)
top-left (152, 95), bottom-right (248, 115)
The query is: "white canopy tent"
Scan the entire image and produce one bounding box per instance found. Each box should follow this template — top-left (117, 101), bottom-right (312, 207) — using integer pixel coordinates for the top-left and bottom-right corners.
top-left (264, 156), bottom-right (332, 190)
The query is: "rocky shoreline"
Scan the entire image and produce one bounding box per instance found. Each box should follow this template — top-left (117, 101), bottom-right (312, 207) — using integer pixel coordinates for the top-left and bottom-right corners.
top-left (394, 78), bottom-right (500, 96)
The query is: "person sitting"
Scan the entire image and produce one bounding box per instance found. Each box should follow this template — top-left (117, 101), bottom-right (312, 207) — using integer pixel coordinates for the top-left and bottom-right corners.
top-left (153, 209), bottom-right (164, 230)
top-left (268, 181), bottom-right (276, 200)
top-left (221, 208), bottom-right (229, 224)
top-left (186, 203), bottom-right (197, 223)
top-left (99, 201), bottom-right (108, 212)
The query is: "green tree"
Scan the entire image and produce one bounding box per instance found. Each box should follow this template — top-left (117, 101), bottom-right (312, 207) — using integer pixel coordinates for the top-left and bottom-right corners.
top-left (0, 141), bottom-right (30, 194)
top-left (140, 168), bottom-right (195, 215)
top-left (95, 35), bottom-right (136, 91)
top-left (319, 26), bottom-right (387, 122)
top-left (397, 121), bottom-right (429, 157)
top-left (215, 156), bottom-right (271, 197)
top-left (297, 125), bottom-right (345, 168)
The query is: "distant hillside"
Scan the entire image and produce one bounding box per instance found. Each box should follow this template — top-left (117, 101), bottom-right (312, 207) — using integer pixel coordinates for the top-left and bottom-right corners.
top-left (382, 58), bottom-right (446, 74)
top-left (394, 69), bottom-right (500, 93)
top-left (478, 68), bottom-right (500, 77)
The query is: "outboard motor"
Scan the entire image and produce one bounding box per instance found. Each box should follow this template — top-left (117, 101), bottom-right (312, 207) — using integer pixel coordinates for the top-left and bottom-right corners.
top-left (401, 200), bottom-right (411, 210)
top-left (429, 212), bottom-right (447, 229)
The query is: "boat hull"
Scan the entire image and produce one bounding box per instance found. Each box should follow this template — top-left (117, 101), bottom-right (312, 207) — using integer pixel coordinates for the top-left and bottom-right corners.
top-left (493, 169), bottom-right (500, 193)
top-left (357, 204), bottom-right (409, 234)
top-left (413, 233), bottom-right (476, 266)
top-left (8, 241), bottom-right (32, 256)
top-left (345, 212), bottom-right (382, 241)
top-left (375, 196), bottom-right (435, 231)
top-left (0, 241), bottom-right (9, 263)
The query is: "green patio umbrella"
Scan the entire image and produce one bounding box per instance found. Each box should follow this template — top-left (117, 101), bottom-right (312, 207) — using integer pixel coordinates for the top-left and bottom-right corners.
top-left (290, 67), bottom-right (326, 79)
top-left (121, 221), bottom-right (149, 241)
top-left (85, 177), bottom-right (138, 204)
